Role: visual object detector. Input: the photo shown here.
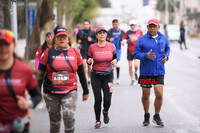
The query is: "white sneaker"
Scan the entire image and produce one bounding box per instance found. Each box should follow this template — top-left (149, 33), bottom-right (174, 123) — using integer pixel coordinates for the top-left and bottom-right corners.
top-left (36, 101), bottom-right (46, 109)
top-left (131, 79), bottom-right (135, 86)
top-left (116, 79), bottom-right (120, 85)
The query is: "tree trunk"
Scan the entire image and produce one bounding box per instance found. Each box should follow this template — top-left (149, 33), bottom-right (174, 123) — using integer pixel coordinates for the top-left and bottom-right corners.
top-left (27, 0), bottom-right (54, 59)
top-left (57, 0), bottom-right (65, 26)
top-left (0, 0), bottom-right (11, 29)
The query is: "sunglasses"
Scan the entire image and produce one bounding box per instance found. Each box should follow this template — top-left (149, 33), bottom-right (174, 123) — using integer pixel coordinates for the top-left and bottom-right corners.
top-left (57, 35), bottom-right (67, 40)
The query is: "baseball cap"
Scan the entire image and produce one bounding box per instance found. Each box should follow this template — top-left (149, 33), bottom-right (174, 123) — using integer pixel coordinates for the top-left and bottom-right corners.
top-left (147, 18), bottom-right (159, 25)
top-left (0, 29), bottom-right (15, 44)
top-left (96, 27), bottom-right (107, 34)
top-left (129, 20), bottom-right (137, 25)
top-left (54, 26), bottom-right (68, 37)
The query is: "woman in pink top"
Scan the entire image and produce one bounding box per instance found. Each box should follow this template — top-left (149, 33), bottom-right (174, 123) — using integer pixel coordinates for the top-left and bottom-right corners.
top-left (87, 27), bottom-right (117, 128)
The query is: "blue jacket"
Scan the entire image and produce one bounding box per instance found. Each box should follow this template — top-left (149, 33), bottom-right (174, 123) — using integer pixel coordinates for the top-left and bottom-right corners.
top-left (134, 31), bottom-right (170, 76)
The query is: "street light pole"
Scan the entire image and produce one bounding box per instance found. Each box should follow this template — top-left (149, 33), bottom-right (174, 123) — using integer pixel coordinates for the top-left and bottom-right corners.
top-left (10, 0), bottom-right (18, 42)
top-left (25, 0), bottom-right (29, 62)
top-left (165, 0), bottom-right (169, 24)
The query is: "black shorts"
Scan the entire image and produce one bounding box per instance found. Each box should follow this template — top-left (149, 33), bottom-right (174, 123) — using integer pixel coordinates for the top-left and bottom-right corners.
top-left (80, 48), bottom-right (87, 59)
top-left (127, 50), bottom-right (136, 61)
top-left (138, 75), bottom-right (164, 88)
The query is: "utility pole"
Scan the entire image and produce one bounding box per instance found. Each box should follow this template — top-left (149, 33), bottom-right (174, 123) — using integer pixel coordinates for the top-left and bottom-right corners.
top-left (180, 0), bottom-right (185, 21)
top-left (10, 0), bottom-right (18, 42)
top-left (25, 0), bottom-right (29, 62)
top-left (165, 0), bottom-right (169, 24)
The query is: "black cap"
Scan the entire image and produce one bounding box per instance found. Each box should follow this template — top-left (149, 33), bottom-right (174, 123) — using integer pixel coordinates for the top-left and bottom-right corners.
top-left (54, 26), bottom-right (68, 37)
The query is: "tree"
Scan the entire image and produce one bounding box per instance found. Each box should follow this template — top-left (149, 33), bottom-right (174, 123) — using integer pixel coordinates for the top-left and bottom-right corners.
top-left (96, 0), bottom-right (111, 8)
top-left (156, 0), bottom-right (180, 23)
top-left (27, 0), bottom-right (99, 59)
top-left (26, 0), bottom-right (54, 59)
top-left (0, 0), bottom-right (11, 29)
top-left (73, 0), bottom-right (99, 25)
top-left (156, 0), bottom-right (179, 13)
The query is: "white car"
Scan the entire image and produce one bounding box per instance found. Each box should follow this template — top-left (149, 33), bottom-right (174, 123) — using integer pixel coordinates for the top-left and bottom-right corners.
top-left (167, 24), bottom-right (180, 42)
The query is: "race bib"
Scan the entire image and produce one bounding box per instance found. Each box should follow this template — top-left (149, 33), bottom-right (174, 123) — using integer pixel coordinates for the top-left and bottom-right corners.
top-left (52, 71), bottom-right (69, 85)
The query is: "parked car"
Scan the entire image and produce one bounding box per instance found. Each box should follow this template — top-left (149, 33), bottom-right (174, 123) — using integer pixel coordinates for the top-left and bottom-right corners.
top-left (168, 24), bottom-right (180, 42)
top-left (160, 24), bottom-right (180, 42)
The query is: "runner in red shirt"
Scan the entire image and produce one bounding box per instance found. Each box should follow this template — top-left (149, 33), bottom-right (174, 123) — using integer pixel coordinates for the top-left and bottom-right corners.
top-left (123, 20), bottom-right (143, 85)
top-left (38, 26), bottom-right (89, 133)
top-left (87, 27), bottom-right (117, 129)
top-left (35, 32), bottom-right (53, 70)
top-left (0, 30), bottom-right (41, 133)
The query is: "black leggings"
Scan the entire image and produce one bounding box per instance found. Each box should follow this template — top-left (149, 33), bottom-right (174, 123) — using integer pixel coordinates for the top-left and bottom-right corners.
top-left (91, 71), bottom-right (113, 121)
top-left (180, 38), bottom-right (187, 49)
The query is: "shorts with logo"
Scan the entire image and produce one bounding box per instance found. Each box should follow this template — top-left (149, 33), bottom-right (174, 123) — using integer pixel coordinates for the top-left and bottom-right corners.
top-left (138, 75), bottom-right (164, 88)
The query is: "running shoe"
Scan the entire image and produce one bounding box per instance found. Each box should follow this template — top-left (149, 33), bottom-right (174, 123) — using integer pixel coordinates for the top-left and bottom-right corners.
top-left (153, 114), bottom-right (164, 126)
top-left (143, 113), bottom-right (150, 126)
top-left (36, 101), bottom-right (46, 109)
top-left (116, 79), bottom-right (120, 85)
top-left (131, 79), bottom-right (134, 86)
top-left (95, 121), bottom-right (101, 129)
top-left (103, 111), bottom-right (109, 124)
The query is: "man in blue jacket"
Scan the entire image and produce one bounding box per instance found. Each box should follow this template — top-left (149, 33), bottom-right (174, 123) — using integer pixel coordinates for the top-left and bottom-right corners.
top-left (135, 18), bottom-right (170, 127)
top-left (107, 19), bottom-right (125, 84)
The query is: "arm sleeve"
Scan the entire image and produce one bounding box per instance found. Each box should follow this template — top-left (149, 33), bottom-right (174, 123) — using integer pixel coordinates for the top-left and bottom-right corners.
top-left (28, 86), bottom-right (42, 108)
top-left (26, 68), bottom-right (42, 108)
top-left (38, 49), bottom-right (48, 90)
top-left (38, 64), bottom-right (46, 90)
top-left (134, 38), bottom-right (148, 61)
top-left (77, 65), bottom-right (89, 95)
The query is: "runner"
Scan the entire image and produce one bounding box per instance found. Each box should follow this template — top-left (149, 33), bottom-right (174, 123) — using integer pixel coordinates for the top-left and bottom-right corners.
top-left (179, 21), bottom-right (188, 50)
top-left (135, 19), bottom-right (170, 127)
top-left (107, 19), bottom-right (125, 84)
top-left (0, 29), bottom-right (42, 133)
top-left (35, 32), bottom-right (53, 70)
top-left (87, 27), bottom-right (117, 129)
top-left (38, 26), bottom-right (89, 133)
top-left (76, 19), bottom-right (96, 84)
top-left (123, 20), bottom-right (143, 85)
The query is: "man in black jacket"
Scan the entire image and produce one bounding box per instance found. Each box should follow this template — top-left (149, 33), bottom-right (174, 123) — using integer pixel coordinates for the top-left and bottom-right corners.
top-left (77, 19), bottom-right (96, 84)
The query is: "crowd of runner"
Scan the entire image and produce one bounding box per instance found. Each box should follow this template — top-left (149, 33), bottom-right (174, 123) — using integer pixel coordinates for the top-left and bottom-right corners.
top-left (0, 18), bottom-right (170, 133)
